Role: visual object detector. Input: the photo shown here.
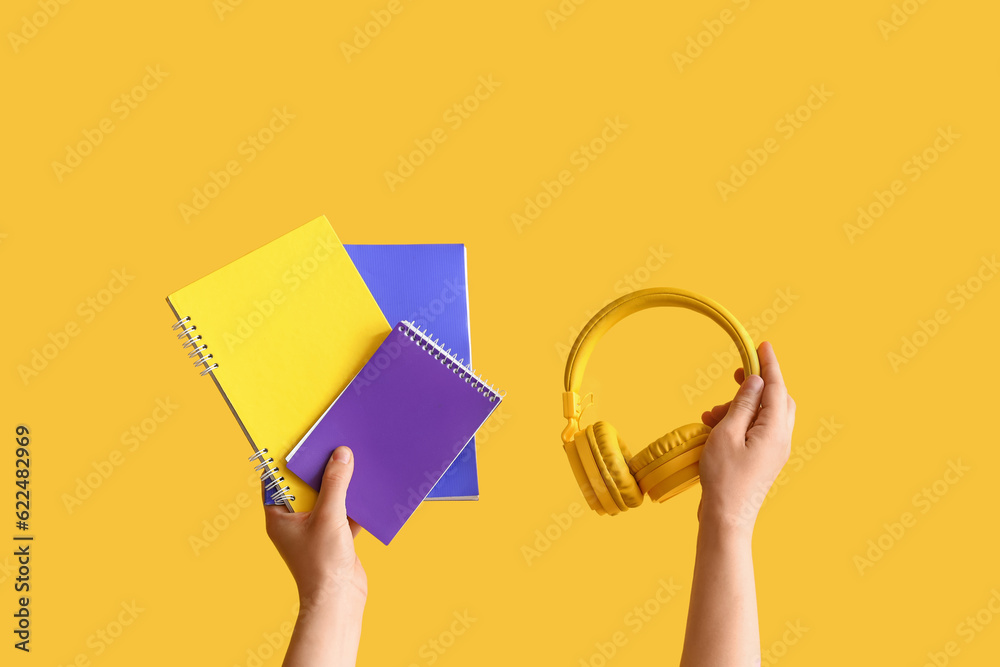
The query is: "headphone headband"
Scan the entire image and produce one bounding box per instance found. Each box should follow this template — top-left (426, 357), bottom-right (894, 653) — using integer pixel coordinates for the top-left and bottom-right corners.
top-left (560, 288), bottom-right (762, 507)
top-left (563, 288), bottom-right (759, 393)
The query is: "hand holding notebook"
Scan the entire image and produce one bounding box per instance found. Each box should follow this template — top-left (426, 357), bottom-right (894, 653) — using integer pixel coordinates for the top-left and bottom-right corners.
top-left (166, 216), bottom-right (506, 545)
top-left (286, 321), bottom-right (504, 545)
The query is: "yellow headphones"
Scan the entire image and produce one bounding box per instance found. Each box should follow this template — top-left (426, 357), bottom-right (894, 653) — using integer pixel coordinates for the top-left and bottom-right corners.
top-left (562, 288), bottom-right (760, 514)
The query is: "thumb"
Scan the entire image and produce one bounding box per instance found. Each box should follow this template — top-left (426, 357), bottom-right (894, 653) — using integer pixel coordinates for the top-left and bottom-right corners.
top-left (715, 374), bottom-right (764, 439)
top-left (312, 446), bottom-right (354, 523)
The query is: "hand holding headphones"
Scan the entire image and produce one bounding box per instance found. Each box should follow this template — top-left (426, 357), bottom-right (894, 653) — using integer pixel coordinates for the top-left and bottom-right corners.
top-left (696, 341), bottom-right (795, 532)
top-left (561, 288), bottom-right (793, 516)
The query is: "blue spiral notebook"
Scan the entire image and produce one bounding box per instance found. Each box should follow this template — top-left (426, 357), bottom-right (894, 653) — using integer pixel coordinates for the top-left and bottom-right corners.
top-left (344, 244), bottom-right (479, 500)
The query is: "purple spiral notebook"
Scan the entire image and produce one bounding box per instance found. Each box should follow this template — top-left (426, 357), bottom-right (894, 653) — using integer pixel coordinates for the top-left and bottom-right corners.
top-left (285, 321), bottom-right (503, 545)
top-left (344, 243), bottom-right (478, 500)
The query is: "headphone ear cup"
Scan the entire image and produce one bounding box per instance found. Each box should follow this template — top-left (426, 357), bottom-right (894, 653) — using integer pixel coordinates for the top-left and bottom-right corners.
top-left (563, 431), bottom-right (606, 515)
top-left (570, 426), bottom-right (620, 514)
top-left (586, 421), bottom-right (643, 512)
top-left (565, 422), bottom-right (637, 515)
top-left (630, 423), bottom-right (711, 503)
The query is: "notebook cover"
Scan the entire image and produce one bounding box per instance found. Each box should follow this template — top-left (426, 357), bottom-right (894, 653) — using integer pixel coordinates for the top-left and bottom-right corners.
top-left (343, 244), bottom-right (478, 500)
top-left (166, 215), bottom-right (391, 511)
top-left (285, 323), bottom-right (502, 545)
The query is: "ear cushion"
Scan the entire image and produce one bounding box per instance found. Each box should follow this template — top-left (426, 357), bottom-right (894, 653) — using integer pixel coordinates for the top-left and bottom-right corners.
top-left (628, 423), bottom-right (711, 475)
top-left (628, 423), bottom-right (711, 502)
top-left (644, 461), bottom-right (702, 502)
top-left (572, 428), bottom-right (620, 514)
top-left (562, 437), bottom-right (606, 515)
top-left (587, 422), bottom-right (645, 511)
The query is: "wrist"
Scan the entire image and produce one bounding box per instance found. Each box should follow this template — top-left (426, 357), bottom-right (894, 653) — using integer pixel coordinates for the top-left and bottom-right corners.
top-left (698, 495), bottom-right (757, 544)
top-left (286, 584), bottom-right (365, 667)
top-left (297, 580), bottom-right (366, 619)
top-left (697, 515), bottom-right (755, 555)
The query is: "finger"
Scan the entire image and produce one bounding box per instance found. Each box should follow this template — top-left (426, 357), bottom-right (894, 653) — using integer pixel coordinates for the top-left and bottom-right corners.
top-left (734, 367), bottom-right (745, 384)
top-left (711, 402), bottom-right (731, 424)
top-left (262, 480), bottom-right (289, 517)
top-left (714, 373), bottom-right (765, 440)
top-left (349, 518), bottom-right (363, 539)
top-left (262, 481), bottom-right (293, 543)
top-left (701, 402), bottom-right (732, 427)
top-left (713, 402), bottom-right (731, 419)
top-left (312, 446), bottom-right (354, 524)
top-left (755, 341), bottom-right (788, 427)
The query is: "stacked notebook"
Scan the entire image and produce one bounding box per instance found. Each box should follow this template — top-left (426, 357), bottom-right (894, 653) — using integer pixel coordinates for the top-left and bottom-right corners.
top-left (165, 216), bottom-right (503, 544)
top-left (287, 322), bottom-right (501, 544)
top-left (345, 244), bottom-right (480, 500)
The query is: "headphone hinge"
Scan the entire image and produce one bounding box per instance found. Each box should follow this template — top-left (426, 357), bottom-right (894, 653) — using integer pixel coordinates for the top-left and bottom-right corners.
top-left (561, 391), bottom-right (581, 443)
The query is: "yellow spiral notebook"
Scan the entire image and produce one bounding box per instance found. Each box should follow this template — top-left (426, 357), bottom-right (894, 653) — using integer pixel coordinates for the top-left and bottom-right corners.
top-left (166, 215), bottom-right (391, 511)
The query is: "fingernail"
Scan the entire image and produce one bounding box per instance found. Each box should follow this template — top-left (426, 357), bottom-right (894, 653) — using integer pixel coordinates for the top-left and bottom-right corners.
top-left (745, 374), bottom-right (764, 392)
top-left (333, 447), bottom-right (352, 464)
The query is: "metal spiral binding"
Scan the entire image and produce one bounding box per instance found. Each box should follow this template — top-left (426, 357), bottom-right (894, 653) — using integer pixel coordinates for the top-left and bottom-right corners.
top-left (249, 449), bottom-right (295, 503)
top-left (398, 321), bottom-right (506, 402)
top-left (172, 315), bottom-right (218, 376)
top-left (171, 316), bottom-right (293, 505)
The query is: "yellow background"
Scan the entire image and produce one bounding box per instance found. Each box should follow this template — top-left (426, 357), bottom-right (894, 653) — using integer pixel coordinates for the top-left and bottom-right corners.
top-left (3, 0), bottom-right (998, 665)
